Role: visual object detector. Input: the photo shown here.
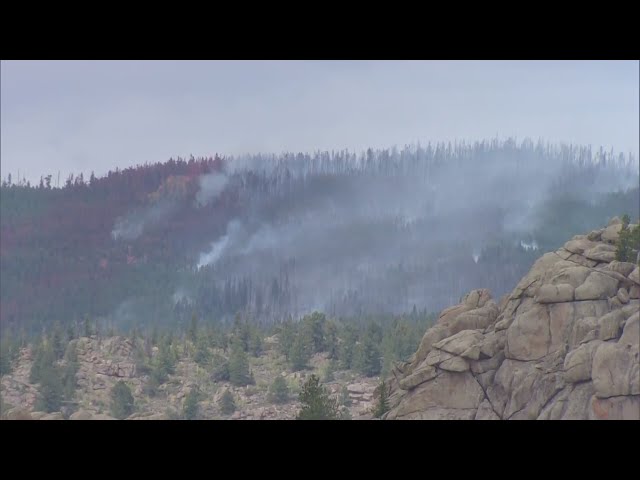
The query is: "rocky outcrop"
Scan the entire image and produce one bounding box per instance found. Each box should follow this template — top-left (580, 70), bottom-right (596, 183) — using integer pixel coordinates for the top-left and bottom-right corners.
top-left (386, 221), bottom-right (639, 420)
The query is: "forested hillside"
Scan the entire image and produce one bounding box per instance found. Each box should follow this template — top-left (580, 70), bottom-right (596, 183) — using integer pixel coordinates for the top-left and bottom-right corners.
top-left (1, 138), bottom-right (638, 338)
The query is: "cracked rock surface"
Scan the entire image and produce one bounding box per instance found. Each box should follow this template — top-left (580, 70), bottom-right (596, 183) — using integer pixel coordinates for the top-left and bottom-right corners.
top-left (385, 219), bottom-right (639, 420)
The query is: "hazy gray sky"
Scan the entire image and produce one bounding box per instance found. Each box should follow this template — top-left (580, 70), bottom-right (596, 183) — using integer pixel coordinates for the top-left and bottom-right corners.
top-left (1, 60), bottom-right (638, 183)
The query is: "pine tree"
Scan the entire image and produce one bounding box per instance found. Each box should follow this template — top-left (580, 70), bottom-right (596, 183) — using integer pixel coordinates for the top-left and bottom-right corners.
top-left (188, 313), bottom-right (198, 344)
top-left (303, 311), bottom-right (326, 353)
top-left (355, 327), bottom-right (382, 377)
top-left (249, 329), bottom-right (263, 357)
top-left (83, 317), bottom-right (93, 337)
top-left (229, 340), bottom-right (251, 386)
top-left (0, 336), bottom-right (13, 376)
top-left (183, 388), bottom-right (200, 420)
top-left (35, 365), bottom-right (64, 413)
top-left (66, 322), bottom-right (76, 343)
top-left (373, 378), bottom-right (391, 418)
top-left (0, 391), bottom-right (6, 415)
top-left (621, 214), bottom-right (631, 226)
top-left (615, 218), bottom-right (640, 263)
top-left (30, 342), bottom-right (55, 384)
top-left (51, 323), bottom-right (65, 360)
top-left (155, 338), bottom-right (176, 381)
top-left (278, 321), bottom-right (295, 360)
top-left (289, 333), bottom-right (310, 372)
top-left (324, 320), bottom-right (339, 359)
top-left (193, 335), bottom-right (210, 366)
top-left (340, 407), bottom-right (352, 420)
top-left (232, 314), bottom-right (251, 352)
top-left (268, 375), bottom-right (289, 404)
top-left (339, 384), bottom-right (352, 407)
top-left (296, 374), bottom-right (339, 420)
top-left (211, 353), bottom-right (230, 382)
top-left (110, 381), bottom-right (135, 419)
top-left (133, 343), bottom-right (151, 375)
top-left (338, 327), bottom-right (357, 370)
top-left (219, 390), bottom-right (236, 415)
top-left (323, 358), bottom-right (337, 382)
top-left (62, 342), bottom-right (79, 400)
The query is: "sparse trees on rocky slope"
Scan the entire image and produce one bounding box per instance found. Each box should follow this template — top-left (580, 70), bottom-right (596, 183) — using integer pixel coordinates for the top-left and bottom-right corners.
top-left (296, 374), bottom-right (339, 420)
top-left (268, 375), bottom-right (289, 404)
top-left (110, 381), bottom-right (135, 419)
top-left (183, 388), bottom-right (200, 420)
top-left (229, 340), bottom-right (252, 387)
top-left (219, 390), bottom-right (236, 415)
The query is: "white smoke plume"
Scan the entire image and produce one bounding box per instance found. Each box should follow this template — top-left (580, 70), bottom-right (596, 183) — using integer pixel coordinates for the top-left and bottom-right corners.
top-left (111, 198), bottom-right (178, 241)
top-left (195, 172), bottom-right (229, 207)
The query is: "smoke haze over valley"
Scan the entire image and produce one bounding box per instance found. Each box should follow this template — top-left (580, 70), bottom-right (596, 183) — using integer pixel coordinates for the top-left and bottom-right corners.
top-left (1, 61), bottom-right (639, 331)
top-left (1, 60), bottom-right (640, 423)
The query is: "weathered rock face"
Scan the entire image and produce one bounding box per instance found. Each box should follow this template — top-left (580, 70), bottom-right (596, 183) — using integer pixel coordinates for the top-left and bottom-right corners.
top-left (386, 221), bottom-right (640, 420)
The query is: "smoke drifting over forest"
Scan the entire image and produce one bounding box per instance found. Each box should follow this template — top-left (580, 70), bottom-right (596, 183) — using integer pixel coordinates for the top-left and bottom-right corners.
top-left (170, 139), bottom-right (639, 322)
top-left (195, 172), bottom-right (229, 208)
top-left (112, 198), bottom-right (179, 241)
top-left (2, 138), bottom-right (638, 334)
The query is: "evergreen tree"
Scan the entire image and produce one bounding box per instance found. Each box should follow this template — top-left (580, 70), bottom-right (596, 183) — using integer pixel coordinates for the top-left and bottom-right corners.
top-left (339, 384), bottom-right (352, 407)
top-left (144, 375), bottom-right (160, 397)
top-left (232, 314), bottom-right (251, 352)
top-left (83, 317), bottom-right (93, 337)
top-left (30, 342), bottom-right (55, 384)
top-left (62, 342), bottom-right (79, 400)
top-left (193, 335), bottom-right (210, 366)
top-left (35, 365), bottom-right (64, 413)
top-left (268, 375), bottom-right (289, 404)
top-left (133, 342), bottom-right (151, 376)
top-left (183, 388), bottom-right (200, 420)
top-left (211, 353), bottom-right (230, 382)
top-left (130, 325), bottom-right (140, 345)
top-left (229, 340), bottom-right (251, 386)
top-left (188, 313), bottom-right (198, 344)
top-left (156, 338), bottom-right (176, 379)
top-left (66, 322), bottom-right (76, 343)
top-left (206, 325), bottom-right (223, 350)
top-left (340, 407), bottom-right (352, 420)
top-left (51, 325), bottom-right (65, 360)
top-left (323, 358), bottom-right (337, 382)
top-left (324, 320), bottom-right (339, 359)
top-left (0, 336), bottom-right (13, 376)
top-left (110, 381), bottom-right (135, 419)
top-left (249, 329), bottom-right (263, 357)
top-left (303, 311), bottom-right (326, 353)
top-left (381, 319), bottom-right (421, 375)
top-left (145, 338), bottom-right (176, 396)
top-left (355, 326), bottom-right (382, 377)
top-left (373, 378), bottom-right (391, 418)
top-left (338, 326), bottom-right (357, 370)
top-left (219, 390), bottom-right (236, 415)
top-left (277, 321), bottom-right (295, 360)
top-left (289, 333), bottom-right (310, 372)
top-left (615, 219), bottom-right (640, 263)
top-left (296, 374), bottom-right (339, 420)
